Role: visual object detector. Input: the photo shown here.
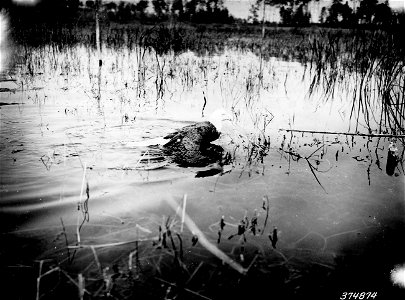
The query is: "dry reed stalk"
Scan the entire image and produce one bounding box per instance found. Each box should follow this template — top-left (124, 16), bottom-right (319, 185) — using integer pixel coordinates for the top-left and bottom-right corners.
top-left (35, 260), bottom-right (43, 300)
top-left (128, 225), bottom-right (140, 270)
top-left (76, 162), bottom-right (87, 245)
top-left (135, 224), bottom-right (140, 269)
top-left (95, 0), bottom-right (102, 101)
top-left (185, 261), bottom-right (204, 285)
top-left (68, 237), bottom-right (152, 249)
top-left (246, 254), bottom-right (259, 273)
top-left (128, 250), bottom-right (137, 270)
top-left (133, 149), bottom-right (149, 169)
top-left (261, 195), bottom-right (270, 235)
top-left (59, 217), bottom-right (71, 261)
top-left (181, 194), bottom-right (187, 233)
top-left (78, 273), bottom-right (85, 300)
top-left (155, 277), bottom-right (213, 300)
top-left (35, 261), bottom-right (60, 300)
top-left (258, 0), bottom-right (266, 84)
top-left (90, 246), bottom-right (102, 274)
top-left (165, 196), bottom-right (247, 275)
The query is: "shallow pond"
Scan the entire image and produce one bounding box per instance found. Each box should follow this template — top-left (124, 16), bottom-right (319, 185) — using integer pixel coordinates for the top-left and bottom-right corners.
top-left (0, 43), bottom-right (404, 300)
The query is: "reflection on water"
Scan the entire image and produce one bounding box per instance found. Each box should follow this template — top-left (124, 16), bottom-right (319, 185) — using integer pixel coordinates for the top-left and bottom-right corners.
top-left (0, 44), bottom-right (404, 299)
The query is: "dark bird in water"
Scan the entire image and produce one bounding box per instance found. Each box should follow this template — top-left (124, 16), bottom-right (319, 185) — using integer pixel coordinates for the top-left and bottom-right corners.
top-left (386, 142), bottom-right (399, 176)
top-left (162, 110), bottom-right (233, 168)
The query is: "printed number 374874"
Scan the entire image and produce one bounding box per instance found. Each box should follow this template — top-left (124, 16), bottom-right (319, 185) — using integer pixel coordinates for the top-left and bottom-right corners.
top-left (340, 292), bottom-right (377, 300)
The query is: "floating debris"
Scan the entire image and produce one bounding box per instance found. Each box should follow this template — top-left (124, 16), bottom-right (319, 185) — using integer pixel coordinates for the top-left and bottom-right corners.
top-left (220, 216), bottom-right (225, 231)
top-left (250, 210), bottom-right (258, 236)
top-left (268, 227), bottom-right (278, 249)
top-left (217, 230), bottom-right (221, 244)
top-left (237, 221), bottom-right (246, 235)
top-left (191, 235), bottom-right (198, 246)
top-left (352, 156), bottom-right (365, 162)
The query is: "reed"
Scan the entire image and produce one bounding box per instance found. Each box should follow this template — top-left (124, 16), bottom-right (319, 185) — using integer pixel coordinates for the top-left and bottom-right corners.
top-left (308, 28), bottom-right (404, 137)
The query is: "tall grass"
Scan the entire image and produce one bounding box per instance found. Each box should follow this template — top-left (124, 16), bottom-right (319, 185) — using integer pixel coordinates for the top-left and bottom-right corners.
top-left (308, 28), bottom-right (405, 136)
top-left (8, 22), bottom-right (404, 164)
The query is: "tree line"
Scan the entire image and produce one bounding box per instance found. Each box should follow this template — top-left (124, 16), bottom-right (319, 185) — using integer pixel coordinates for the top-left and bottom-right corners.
top-left (0, 0), bottom-right (234, 24)
top-left (249, 0), bottom-right (402, 27)
top-left (1, 0), bottom-right (403, 27)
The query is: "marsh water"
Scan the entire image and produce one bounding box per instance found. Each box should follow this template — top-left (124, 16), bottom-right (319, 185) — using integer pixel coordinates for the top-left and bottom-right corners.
top-left (0, 40), bottom-right (404, 300)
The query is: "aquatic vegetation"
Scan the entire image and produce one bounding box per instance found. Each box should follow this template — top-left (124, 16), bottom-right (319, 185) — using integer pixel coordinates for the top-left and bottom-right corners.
top-left (308, 28), bottom-right (405, 136)
top-left (25, 192), bottom-right (288, 299)
top-left (1, 18), bottom-right (405, 300)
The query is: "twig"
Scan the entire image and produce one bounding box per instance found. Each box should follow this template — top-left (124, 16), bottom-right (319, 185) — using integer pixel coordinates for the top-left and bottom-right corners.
top-left (78, 273), bottom-right (85, 300)
top-left (176, 233), bottom-right (184, 261)
top-left (90, 246), bottom-right (102, 274)
top-left (307, 160), bottom-right (327, 193)
top-left (280, 148), bottom-right (328, 192)
top-left (76, 162), bottom-right (87, 245)
top-left (185, 261), bottom-right (204, 285)
top-left (246, 254), bottom-right (259, 273)
top-left (60, 270), bottom-right (91, 295)
top-left (60, 217), bottom-right (71, 262)
top-left (155, 277), bottom-right (213, 300)
top-left (36, 262), bottom-right (60, 300)
top-left (68, 237), bottom-right (151, 249)
top-left (261, 195), bottom-right (270, 235)
top-left (36, 260), bottom-right (43, 300)
top-left (128, 250), bottom-right (137, 270)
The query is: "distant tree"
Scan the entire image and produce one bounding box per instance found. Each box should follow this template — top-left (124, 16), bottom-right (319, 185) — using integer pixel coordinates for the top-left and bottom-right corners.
top-left (0, 0), bottom-right (12, 10)
top-left (35, 0), bottom-right (81, 23)
top-left (117, 1), bottom-right (132, 21)
top-left (183, 0), bottom-right (231, 23)
top-left (249, 0), bottom-right (313, 25)
top-left (280, 6), bottom-right (293, 24)
top-left (4, 0), bottom-right (87, 25)
top-left (152, 0), bottom-right (168, 19)
top-left (340, 1), bottom-right (353, 23)
top-left (104, 1), bottom-right (117, 19)
top-left (104, 1), bottom-right (117, 11)
top-left (66, 0), bottom-right (81, 11)
top-left (293, 3), bottom-right (310, 24)
top-left (319, 6), bottom-right (327, 23)
top-left (326, 0), bottom-right (353, 25)
top-left (357, 0), bottom-right (378, 24)
top-left (374, 0), bottom-right (392, 25)
top-left (184, 0), bottom-right (198, 21)
top-left (248, 2), bottom-right (259, 23)
top-left (86, 0), bottom-right (95, 9)
top-left (172, 0), bottom-right (185, 18)
top-left (135, 0), bottom-right (149, 19)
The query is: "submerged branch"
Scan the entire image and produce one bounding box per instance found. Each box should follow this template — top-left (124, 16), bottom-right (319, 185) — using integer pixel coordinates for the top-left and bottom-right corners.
top-left (165, 196), bottom-right (247, 275)
top-left (279, 128), bottom-right (405, 138)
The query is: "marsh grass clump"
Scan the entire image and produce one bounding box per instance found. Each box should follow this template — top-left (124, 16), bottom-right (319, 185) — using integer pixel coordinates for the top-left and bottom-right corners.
top-left (308, 28), bottom-right (405, 136)
top-left (21, 200), bottom-right (283, 300)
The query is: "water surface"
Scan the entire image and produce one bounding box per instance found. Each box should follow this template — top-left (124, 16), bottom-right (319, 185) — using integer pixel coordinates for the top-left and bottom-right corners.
top-left (0, 44), bottom-right (404, 299)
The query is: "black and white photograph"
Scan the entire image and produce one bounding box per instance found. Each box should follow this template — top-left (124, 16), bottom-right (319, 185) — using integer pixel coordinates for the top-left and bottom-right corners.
top-left (0, 0), bottom-right (404, 299)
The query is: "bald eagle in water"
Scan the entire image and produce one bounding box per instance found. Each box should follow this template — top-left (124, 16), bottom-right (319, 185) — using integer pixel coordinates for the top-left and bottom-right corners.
top-left (162, 110), bottom-right (233, 167)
